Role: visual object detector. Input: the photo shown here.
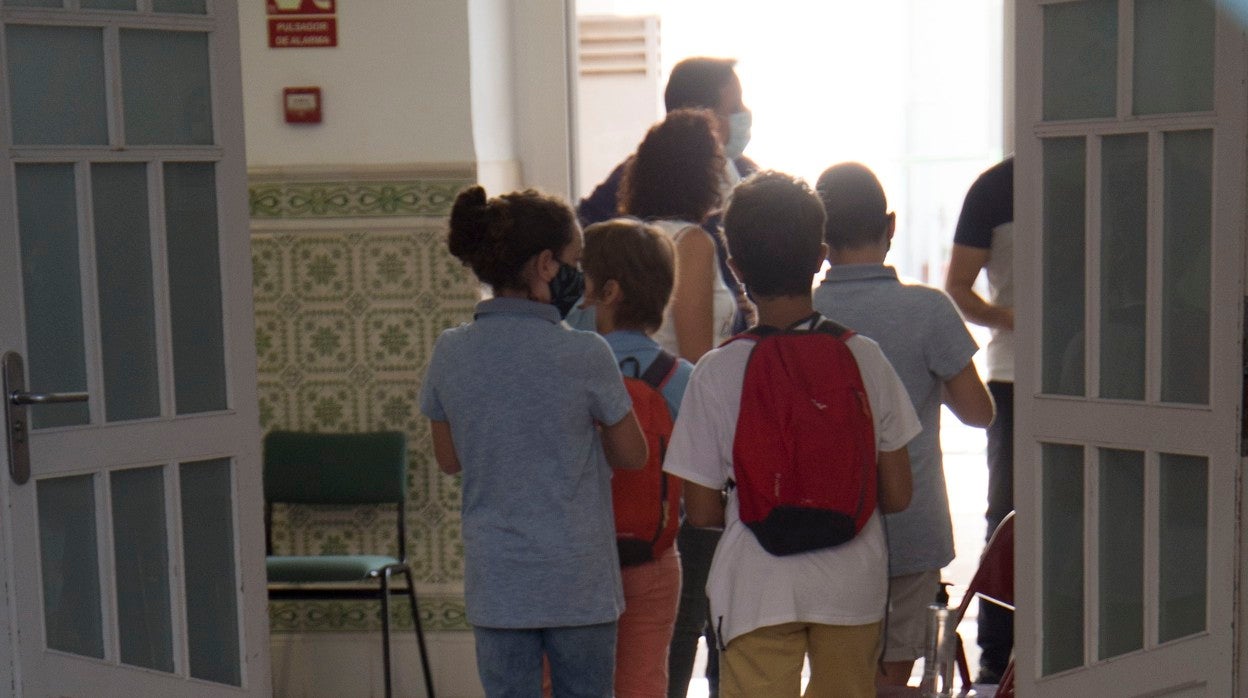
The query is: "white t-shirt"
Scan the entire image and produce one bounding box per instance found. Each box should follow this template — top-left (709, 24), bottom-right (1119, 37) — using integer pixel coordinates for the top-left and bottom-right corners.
top-left (649, 219), bottom-right (737, 356)
top-left (663, 332), bottom-right (921, 646)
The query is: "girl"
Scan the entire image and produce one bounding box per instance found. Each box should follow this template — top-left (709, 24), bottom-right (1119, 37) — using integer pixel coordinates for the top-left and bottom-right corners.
top-left (580, 219), bottom-right (696, 697)
top-left (420, 186), bottom-right (647, 697)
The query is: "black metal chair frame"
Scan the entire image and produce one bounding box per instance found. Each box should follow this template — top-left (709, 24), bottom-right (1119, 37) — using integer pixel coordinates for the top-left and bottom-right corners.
top-left (264, 430), bottom-right (436, 698)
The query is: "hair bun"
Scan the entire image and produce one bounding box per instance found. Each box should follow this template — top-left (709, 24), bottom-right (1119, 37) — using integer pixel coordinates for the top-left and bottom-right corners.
top-left (448, 185), bottom-right (491, 264)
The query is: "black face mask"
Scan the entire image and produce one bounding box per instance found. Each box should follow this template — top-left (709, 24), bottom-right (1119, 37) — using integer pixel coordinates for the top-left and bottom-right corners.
top-left (548, 263), bottom-right (585, 318)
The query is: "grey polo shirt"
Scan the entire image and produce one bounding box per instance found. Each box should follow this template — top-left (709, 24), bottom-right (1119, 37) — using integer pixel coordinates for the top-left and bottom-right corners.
top-left (813, 264), bottom-right (978, 576)
top-left (420, 297), bottom-right (632, 627)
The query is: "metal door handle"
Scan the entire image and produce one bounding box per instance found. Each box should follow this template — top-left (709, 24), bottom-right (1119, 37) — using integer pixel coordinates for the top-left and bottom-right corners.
top-left (9, 390), bottom-right (89, 405)
top-left (3, 351), bottom-right (88, 484)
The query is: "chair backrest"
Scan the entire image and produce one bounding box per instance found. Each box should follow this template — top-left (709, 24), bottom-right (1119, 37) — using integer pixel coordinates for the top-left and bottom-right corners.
top-left (263, 430), bottom-right (408, 506)
top-left (954, 510), bottom-right (1015, 624)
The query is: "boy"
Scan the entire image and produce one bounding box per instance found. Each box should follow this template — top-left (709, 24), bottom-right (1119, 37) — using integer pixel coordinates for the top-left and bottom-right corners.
top-left (663, 171), bottom-right (921, 697)
top-left (813, 162), bottom-right (995, 686)
top-left (580, 218), bottom-right (695, 697)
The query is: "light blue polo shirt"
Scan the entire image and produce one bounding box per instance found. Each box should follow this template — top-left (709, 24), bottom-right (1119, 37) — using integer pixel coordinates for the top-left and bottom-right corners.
top-left (601, 330), bottom-right (694, 417)
top-left (813, 264), bottom-right (978, 577)
top-left (419, 297), bottom-right (633, 628)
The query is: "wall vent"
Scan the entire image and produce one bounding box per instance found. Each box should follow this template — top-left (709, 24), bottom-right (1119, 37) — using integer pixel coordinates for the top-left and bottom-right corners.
top-left (577, 15), bottom-right (659, 77)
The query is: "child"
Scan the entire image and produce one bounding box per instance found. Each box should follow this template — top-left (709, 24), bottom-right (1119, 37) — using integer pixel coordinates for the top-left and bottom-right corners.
top-left (580, 218), bottom-right (696, 697)
top-left (813, 161), bottom-right (995, 687)
top-left (420, 186), bottom-right (648, 697)
top-left (662, 171), bottom-right (921, 697)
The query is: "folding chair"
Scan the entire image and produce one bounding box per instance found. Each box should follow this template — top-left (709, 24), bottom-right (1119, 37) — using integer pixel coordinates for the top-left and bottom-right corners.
top-left (952, 510), bottom-right (1014, 695)
top-left (264, 430), bottom-right (436, 698)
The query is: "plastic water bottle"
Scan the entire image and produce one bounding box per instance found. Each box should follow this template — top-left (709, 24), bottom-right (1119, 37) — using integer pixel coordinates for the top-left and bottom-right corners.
top-left (920, 582), bottom-right (956, 697)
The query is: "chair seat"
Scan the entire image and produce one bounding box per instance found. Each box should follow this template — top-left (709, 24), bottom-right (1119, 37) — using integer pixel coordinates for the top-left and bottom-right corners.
top-left (267, 554), bottom-right (401, 583)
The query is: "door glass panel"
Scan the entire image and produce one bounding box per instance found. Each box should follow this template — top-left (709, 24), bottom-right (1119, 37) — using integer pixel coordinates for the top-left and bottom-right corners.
top-left (1133, 0), bottom-right (1214, 115)
top-left (92, 163), bottom-right (160, 422)
top-left (1098, 448), bottom-right (1144, 659)
top-left (181, 458), bottom-right (241, 685)
top-left (153, 0), bottom-right (207, 13)
top-left (1042, 137), bottom-right (1087, 395)
top-left (112, 466), bottom-right (173, 672)
top-left (1161, 130), bottom-right (1211, 404)
top-left (1159, 453), bottom-right (1207, 642)
top-left (38, 474), bottom-right (103, 658)
top-left (1099, 135), bottom-right (1148, 400)
top-left (82, 0), bottom-right (135, 9)
top-left (165, 163), bottom-right (227, 414)
top-left (120, 29), bottom-right (213, 145)
top-left (1043, 443), bottom-right (1084, 675)
top-left (5, 25), bottom-right (108, 145)
top-left (1043, 0), bottom-right (1117, 121)
top-left (17, 164), bottom-right (89, 429)
top-left (3, 1), bottom-right (64, 7)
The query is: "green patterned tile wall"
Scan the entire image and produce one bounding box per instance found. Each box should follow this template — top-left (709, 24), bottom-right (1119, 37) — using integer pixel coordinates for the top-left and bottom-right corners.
top-left (251, 174), bottom-right (478, 632)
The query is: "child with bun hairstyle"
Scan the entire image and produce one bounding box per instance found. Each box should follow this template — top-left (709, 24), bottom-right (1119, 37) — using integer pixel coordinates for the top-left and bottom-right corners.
top-left (420, 186), bottom-right (648, 697)
top-left (580, 219), bottom-right (696, 697)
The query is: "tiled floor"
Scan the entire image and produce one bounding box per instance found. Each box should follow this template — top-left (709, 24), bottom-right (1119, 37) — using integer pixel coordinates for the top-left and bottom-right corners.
top-left (682, 407), bottom-right (992, 696)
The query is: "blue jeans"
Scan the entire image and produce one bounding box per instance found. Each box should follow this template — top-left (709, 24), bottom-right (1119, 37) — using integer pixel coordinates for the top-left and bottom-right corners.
top-left (473, 622), bottom-right (617, 698)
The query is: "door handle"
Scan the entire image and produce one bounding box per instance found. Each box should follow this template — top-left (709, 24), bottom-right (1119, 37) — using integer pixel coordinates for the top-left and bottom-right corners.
top-left (10, 390), bottom-right (89, 405)
top-left (2, 351), bottom-right (88, 485)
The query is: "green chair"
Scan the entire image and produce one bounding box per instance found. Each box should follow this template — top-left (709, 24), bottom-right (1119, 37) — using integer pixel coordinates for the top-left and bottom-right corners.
top-left (264, 430), bottom-right (435, 698)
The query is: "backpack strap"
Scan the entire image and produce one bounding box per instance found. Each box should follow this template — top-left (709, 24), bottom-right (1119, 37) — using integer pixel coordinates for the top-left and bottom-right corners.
top-left (812, 316), bottom-right (856, 340)
top-left (731, 313), bottom-right (858, 341)
top-left (639, 349), bottom-right (678, 391)
top-left (620, 350), bottom-right (679, 391)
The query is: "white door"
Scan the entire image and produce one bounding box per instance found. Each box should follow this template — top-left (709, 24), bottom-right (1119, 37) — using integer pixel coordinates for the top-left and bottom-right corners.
top-left (0, 2), bottom-right (270, 695)
top-left (1014, 0), bottom-right (1244, 695)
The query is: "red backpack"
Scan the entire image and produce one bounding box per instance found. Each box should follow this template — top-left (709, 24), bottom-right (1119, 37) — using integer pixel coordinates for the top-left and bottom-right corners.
top-left (613, 350), bottom-right (682, 567)
top-left (728, 314), bottom-right (877, 556)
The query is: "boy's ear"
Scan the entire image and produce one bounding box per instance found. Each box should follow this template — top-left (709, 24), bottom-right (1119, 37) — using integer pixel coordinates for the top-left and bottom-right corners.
top-left (885, 212), bottom-right (897, 241)
top-left (601, 279), bottom-right (623, 305)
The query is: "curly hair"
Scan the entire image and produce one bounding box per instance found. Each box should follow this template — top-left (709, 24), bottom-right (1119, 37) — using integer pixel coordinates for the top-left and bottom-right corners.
top-left (618, 108), bottom-right (725, 224)
top-left (447, 185), bottom-right (577, 292)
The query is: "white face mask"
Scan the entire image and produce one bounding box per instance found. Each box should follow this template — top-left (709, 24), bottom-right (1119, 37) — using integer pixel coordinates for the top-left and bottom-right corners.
top-left (724, 109), bottom-right (752, 160)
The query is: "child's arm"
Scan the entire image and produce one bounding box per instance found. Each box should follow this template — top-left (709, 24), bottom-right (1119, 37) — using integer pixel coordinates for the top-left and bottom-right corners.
top-left (671, 227), bottom-right (717, 361)
top-left (683, 481), bottom-right (725, 529)
top-left (429, 420), bottom-right (462, 475)
top-left (601, 410), bottom-right (648, 470)
top-left (877, 447), bottom-right (913, 514)
top-left (942, 361), bottom-right (995, 428)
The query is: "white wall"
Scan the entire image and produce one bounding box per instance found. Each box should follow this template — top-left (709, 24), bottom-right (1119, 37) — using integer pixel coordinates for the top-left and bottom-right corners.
top-left (510, 0), bottom-right (577, 198)
top-left (239, 1), bottom-right (476, 168)
top-left (468, 0), bottom-right (520, 193)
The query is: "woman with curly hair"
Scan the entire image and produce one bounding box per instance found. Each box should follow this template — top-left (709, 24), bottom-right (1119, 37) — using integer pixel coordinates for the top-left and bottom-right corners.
top-left (619, 108), bottom-right (736, 362)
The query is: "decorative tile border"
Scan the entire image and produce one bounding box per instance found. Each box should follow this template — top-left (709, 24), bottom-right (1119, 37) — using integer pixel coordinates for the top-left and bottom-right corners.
top-left (250, 178), bottom-right (474, 219)
top-left (268, 595), bottom-right (468, 633)
top-left (251, 169), bottom-right (479, 632)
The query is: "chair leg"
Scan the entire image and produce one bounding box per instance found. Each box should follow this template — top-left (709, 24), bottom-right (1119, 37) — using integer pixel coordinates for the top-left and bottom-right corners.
top-left (996, 658), bottom-right (1016, 698)
top-left (955, 632), bottom-right (972, 691)
top-left (401, 566), bottom-right (437, 698)
top-left (381, 570), bottom-right (393, 698)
